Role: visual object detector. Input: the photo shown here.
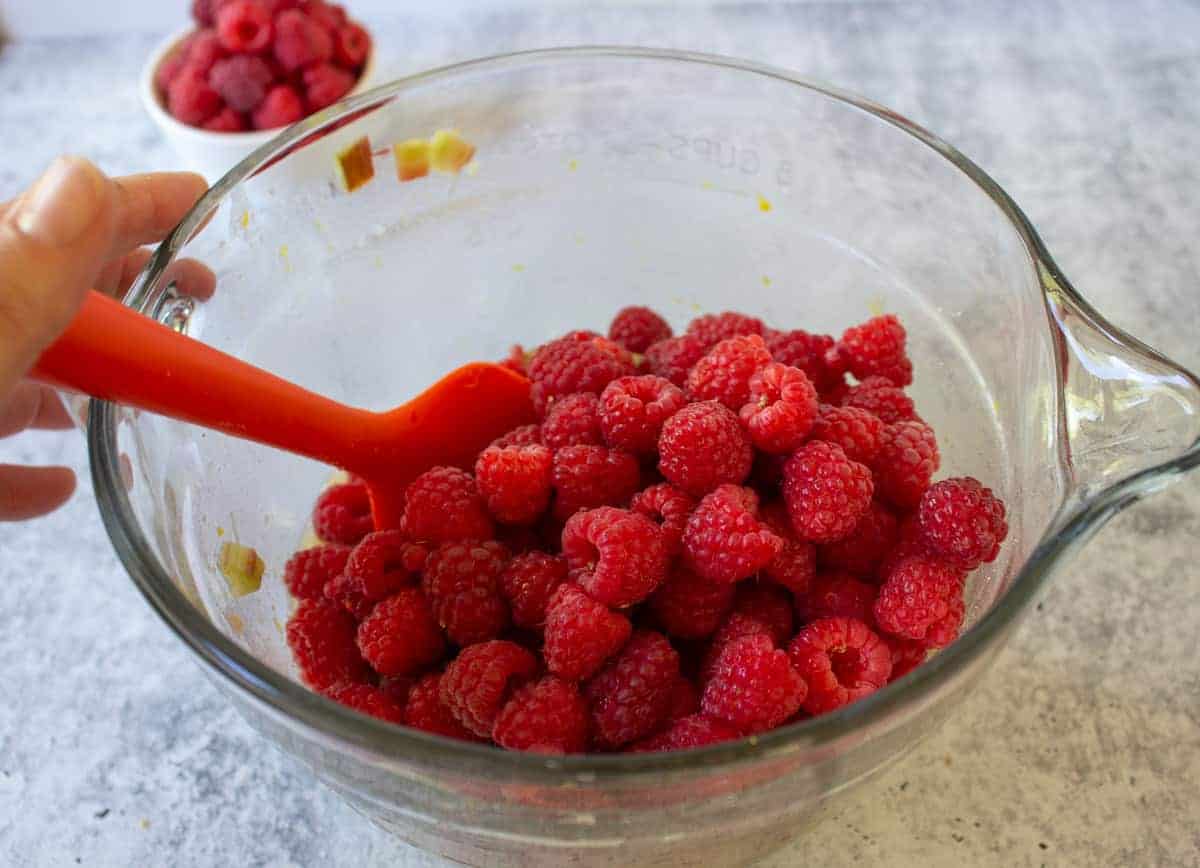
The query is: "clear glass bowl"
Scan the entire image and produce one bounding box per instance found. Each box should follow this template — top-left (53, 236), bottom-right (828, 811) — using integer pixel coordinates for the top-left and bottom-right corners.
top-left (88, 48), bottom-right (1200, 867)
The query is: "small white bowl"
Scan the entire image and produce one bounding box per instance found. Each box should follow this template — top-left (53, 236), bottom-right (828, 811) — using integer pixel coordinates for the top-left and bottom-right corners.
top-left (140, 26), bottom-right (376, 182)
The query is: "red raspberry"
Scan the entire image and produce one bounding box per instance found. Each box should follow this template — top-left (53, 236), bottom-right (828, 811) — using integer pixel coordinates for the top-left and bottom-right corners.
top-left (550, 445), bottom-right (640, 520)
top-left (810, 404), bottom-right (885, 464)
top-left (629, 483), bottom-right (695, 556)
top-left (302, 62), bottom-right (355, 111)
top-left (156, 46), bottom-right (189, 98)
top-left (682, 485), bottom-right (782, 584)
top-left (541, 392), bottom-right (603, 449)
top-left (916, 477), bottom-right (1008, 570)
top-left (440, 640), bottom-right (538, 738)
top-left (283, 543), bottom-right (350, 600)
top-left (783, 441), bottom-right (874, 544)
top-left (313, 480), bottom-right (373, 545)
top-left (842, 376), bottom-right (916, 424)
top-left (500, 552), bottom-right (568, 629)
top-left (647, 565), bottom-right (736, 639)
top-left (324, 683), bottom-right (405, 724)
top-left (701, 633), bottom-right (806, 734)
top-left (491, 423), bottom-right (542, 449)
top-left (877, 514), bottom-right (931, 580)
top-left (686, 311), bottom-right (765, 349)
top-left (628, 714), bottom-right (740, 752)
top-left (273, 8), bottom-right (334, 72)
top-left (404, 672), bottom-right (486, 742)
top-left (599, 375), bottom-right (687, 455)
top-left (493, 676), bottom-right (590, 753)
top-left (561, 507), bottom-right (668, 608)
top-left (192, 0), bottom-right (222, 27)
top-left (341, 530), bottom-right (423, 603)
top-left (422, 541), bottom-right (511, 646)
top-left (608, 306), bottom-right (673, 353)
top-left (185, 28), bottom-right (227, 73)
top-left (216, 0), bottom-right (273, 53)
top-left (873, 420), bottom-right (940, 510)
top-left (527, 332), bottom-right (634, 417)
top-left (657, 401), bottom-right (753, 497)
top-left (201, 107), bottom-right (248, 131)
top-left (379, 674), bottom-right (415, 707)
top-left (251, 84), bottom-right (305, 129)
top-left (355, 588), bottom-right (445, 677)
top-left (321, 570), bottom-right (373, 621)
top-left (543, 584), bottom-right (632, 680)
top-left (334, 22), bottom-right (371, 68)
top-left (167, 67), bottom-right (223, 126)
top-left (885, 636), bottom-right (928, 681)
top-left (305, 0), bottom-right (346, 33)
top-left (821, 375), bottom-right (852, 406)
top-left (402, 466), bottom-right (493, 544)
top-left (739, 362), bottom-right (819, 454)
top-left (924, 593), bottom-right (965, 649)
top-left (765, 328), bottom-right (840, 393)
top-left (286, 597), bottom-right (369, 691)
top-left (699, 584), bottom-right (795, 685)
top-left (818, 501), bottom-right (899, 577)
top-left (585, 630), bottom-right (680, 747)
top-left (760, 502), bottom-right (817, 596)
top-left (796, 571), bottom-right (877, 623)
top-left (474, 444), bottom-right (553, 525)
top-left (837, 315), bottom-right (912, 385)
top-left (643, 334), bottom-right (709, 388)
top-left (787, 617), bottom-right (892, 715)
top-left (666, 675), bottom-right (701, 722)
top-left (873, 554), bottom-right (965, 645)
top-left (686, 334), bottom-right (773, 411)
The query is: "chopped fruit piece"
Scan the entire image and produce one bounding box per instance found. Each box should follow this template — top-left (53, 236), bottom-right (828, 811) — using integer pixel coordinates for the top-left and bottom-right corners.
top-left (335, 136), bottom-right (375, 192)
top-left (218, 541), bottom-right (265, 597)
top-left (394, 138), bottom-right (431, 181)
top-left (429, 129), bottom-right (476, 172)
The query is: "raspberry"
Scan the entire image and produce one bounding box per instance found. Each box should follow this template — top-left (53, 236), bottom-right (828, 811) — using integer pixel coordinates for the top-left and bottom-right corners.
top-left (185, 28), bottom-right (227, 73)
top-left (842, 376), bottom-right (916, 424)
top-left (302, 62), bottom-right (356, 111)
top-left (666, 675), bottom-right (700, 721)
top-left (821, 375), bottom-right (852, 406)
top-left (305, 0), bottom-right (346, 33)
top-left (682, 485), bottom-right (782, 584)
top-left (322, 570), bottom-right (373, 620)
top-left (491, 423), bottom-right (542, 449)
top-left (404, 673), bottom-right (485, 742)
top-left (599, 376), bottom-right (687, 455)
top-left (192, 0), bottom-right (222, 27)
top-left (562, 507), bottom-right (668, 608)
top-left (796, 571), bottom-right (877, 623)
top-left (543, 584), bottom-right (632, 680)
top-left (810, 404), bottom-right (885, 464)
top-left (474, 444), bottom-right (553, 525)
top-left (701, 634), bottom-right (806, 734)
top-left (873, 420), bottom-right (940, 510)
top-left (765, 329), bottom-right (840, 393)
top-left (783, 441), bottom-right (874, 544)
top-left (916, 477), bottom-right (1008, 570)
top-left (440, 640), bottom-right (539, 738)
top-left (325, 682), bottom-right (406, 724)
top-left (686, 311), bottom-right (765, 349)
top-left (500, 552), bottom-right (568, 629)
top-left (877, 514), bottom-right (931, 580)
top-left (608, 306), bottom-right (673, 353)
top-left (885, 636), bottom-right (928, 680)
top-left (541, 392), bottom-right (603, 449)
top-left (422, 541), bottom-right (511, 646)
top-left (629, 483), bottom-right (695, 556)
top-left (493, 676), bottom-right (590, 753)
top-left (837, 315), bottom-right (911, 385)
top-left (251, 84), bottom-right (305, 130)
top-left (403, 466), bottom-right (493, 544)
top-left (550, 445), bottom-right (641, 520)
top-left (876, 356), bottom-right (914, 388)
top-left (167, 67), bottom-right (223, 126)
top-left (342, 530), bottom-right (423, 603)
top-left (700, 584), bottom-right (796, 683)
top-left (379, 674), bottom-right (415, 707)
top-left (818, 501), bottom-right (899, 578)
top-left (873, 554), bottom-right (965, 645)
top-left (283, 543), bottom-right (350, 600)
top-left (273, 9), bottom-right (334, 73)
top-left (584, 630), bottom-right (680, 747)
top-left (286, 597), bottom-right (369, 691)
top-left (739, 362), bottom-right (819, 454)
top-left (657, 401), bottom-right (753, 497)
top-left (760, 502), bottom-right (817, 596)
top-left (787, 617), bottom-right (892, 715)
top-left (647, 565), bottom-right (735, 639)
top-left (216, 0), bottom-right (273, 54)
top-left (156, 47), bottom-right (189, 99)
top-left (528, 332), bottom-right (634, 417)
top-left (334, 22), bottom-right (371, 68)
top-left (628, 714), bottom-right (740, 752)
top-left (313, 481), bottom-right (373, 545)
top-left (643, 334), bottom-right (709, 388)
top-left (686, 334), bottom-right (773, 411)
top-left (201, 107), bottom-right (248, 131)
top-left (356, 588), bottom-right (445, 677)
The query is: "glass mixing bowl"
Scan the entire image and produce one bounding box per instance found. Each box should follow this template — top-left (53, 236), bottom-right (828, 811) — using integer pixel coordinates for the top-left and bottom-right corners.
top-left (88, 48), bottom-right (1200, 867)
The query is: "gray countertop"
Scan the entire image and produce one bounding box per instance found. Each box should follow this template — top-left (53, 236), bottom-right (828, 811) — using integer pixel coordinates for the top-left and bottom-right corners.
top-left (2, 2), bottom-right (1199, 865)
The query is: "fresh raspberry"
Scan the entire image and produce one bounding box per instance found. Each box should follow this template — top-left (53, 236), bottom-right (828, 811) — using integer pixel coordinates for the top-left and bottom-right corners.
top-left (818, 501), bottom-right (899, 578)
top-left (783, 441), bottom-right (874, 544)
top-left (491, 423), bottom-right (542, 449)
top-left (628, 714), bottom-right (740, 752)
top-left (873, 420), bottom-right (940, 510)
top-left (916, 477), bottom-right (1008, 570)
top-left (321, 570), bottom-right (373, 620)
top-left (334, 22), bottom-right (371, 68)
top-left (657, 401), bottom-right (753, 497)
top-left (286, 598), bottom-right (369, 691)
top-left (325, 682), bottom-right (406, 724)
top-left (787, 617), bottom-right (892, 715)
top-left (608, 306), bottom-right (673, 353)
top-left (585, 630), bottom-right (680, 747)
top-left (666, 675), bottom-right (700, 722)
top-left (283, 543), bottom-right (350, 600)
top-left (527, 332), bottom-right (634, 417)
top-left (760, 502), bottom-right (817, 596)
top-left (599, 376), bottom-right (687, 455)
top-left (647, 566), bottom-right (736, 639)
top-left (796, 571), bottom-right (877, 624)
top-left (192, 0), bottom-right (222, 27)
top-left (379, 674), bottom-right (415, 707)
top-left (842, 376), bottom-right (916, 424)
top-left (543, 584), bottom-right (632, 680)
top-left (404, 672), bottom-right (485, 742)
top-left (302, 62), bottom-right (355, 111)
top-left (313, 480), bottom-right (373, 545)
top-left (402, 466), bottom-right (493, 544)
top-left (167, 67), bottom-right (223, 126)
top-left (355, 588), bottom-right (445, 677)
top-left (185, 28), bottom-right (227, 73)
top-left (629, 483), bottom-right (694, 556)
top-left (873, 554), bottom-right (965, 645)
top-left (474, 444), bottom-right (553, 525)
top-left (216, 0), bottom-right (273, 53)
top-left (686, 311), bottom-right (765, 349)
top-left (156, 46), bottom-right (189, 98)
top-left (440, 640), bottom-right (539, 738)
top-left (810, 404), bottom-right (885, 464)
top-left (499, 551), bottom-right (568, 629)
top-left (493, 676), bottom-right (590, 753)
top-left (561, 507), bottom-right (668, 608)
top-left (541, 392), bottom-right (603, 449)
top-left (739, 362), bottom-right (819, 453)
top-left (876, 356), bottom-right (914, 389)
top-left (550, 445), bottom-right (641, 520)
top-left (305, 0), bottom-right (346, 33)
top-left (765, 329), bottom-right (840, 393)
top-left (201, 107), bottom-right (248, 131)
top-left (422, 541), bottom-right (511, 646)
top-left (686, 335), bottom-right (773, 411)
top-left (701, 633), bottom-right (806, 734)
top-left (885, 636), bottom-right (928, 680)
top-left (924, 593), bottom-right (965, 649)
top-left (877, 514), bottom-right (931, 580)
top-left (682, 485), bottom-right (782, 584)
top-left (251, 84), bottom-right (305, 130)
top-left (837, 315), bottom-right (911, 385)
top-left (342, 530), bottom-right (423, 603)
top-left (821, 375), bottom-right (852, 406)
top-left (643, 334), bottom-right (709, 388)
top-left (273, 9), bottom-right (334, 73)
top-left (700, 583), bottom-right (796, 682)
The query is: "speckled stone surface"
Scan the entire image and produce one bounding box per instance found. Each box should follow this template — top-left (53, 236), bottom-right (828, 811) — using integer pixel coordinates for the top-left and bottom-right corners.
top-left (1, 2), bottom-right (1198, 866)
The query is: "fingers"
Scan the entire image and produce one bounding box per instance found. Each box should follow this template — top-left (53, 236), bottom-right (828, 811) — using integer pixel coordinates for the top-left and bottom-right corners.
top-left (0, 382), bottom-right (74, 437)
top-left (110, 172), bottom-right (208, 256)
top-left (95, 247), bottom-right (153, 297)
top-left (0, 464), bottom-right (76, 520)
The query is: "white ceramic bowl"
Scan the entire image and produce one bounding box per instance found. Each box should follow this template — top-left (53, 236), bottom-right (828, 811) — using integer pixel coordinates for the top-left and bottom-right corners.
top-left (140, 25), bottom-right (375, 181)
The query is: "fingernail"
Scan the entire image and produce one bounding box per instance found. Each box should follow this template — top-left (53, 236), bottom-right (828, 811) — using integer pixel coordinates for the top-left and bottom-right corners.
top-left (15, 156), bottom-right (107, 246)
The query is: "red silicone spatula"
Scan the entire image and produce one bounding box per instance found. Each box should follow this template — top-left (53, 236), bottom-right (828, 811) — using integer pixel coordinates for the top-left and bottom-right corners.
top-left (32, 290), bottom-right (535, 530)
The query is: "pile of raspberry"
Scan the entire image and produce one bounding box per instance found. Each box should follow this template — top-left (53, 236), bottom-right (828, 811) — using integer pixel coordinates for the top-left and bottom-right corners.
top-left (157, 0), bottom-right (371, 132)
top-left (285, 306), bottom-right (1008, 754)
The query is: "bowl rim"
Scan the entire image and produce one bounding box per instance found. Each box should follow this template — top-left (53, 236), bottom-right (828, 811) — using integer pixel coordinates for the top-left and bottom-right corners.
top-left (95, 45), bottom-right (1200, 776)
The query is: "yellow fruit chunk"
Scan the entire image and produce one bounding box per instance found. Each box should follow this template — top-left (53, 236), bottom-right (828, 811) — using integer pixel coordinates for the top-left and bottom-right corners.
top-left (394, 138), bottom-right (431, 181)
top-left (219, 542), bottom-right (265, 598)
top-left (429, 129), bottom-right (475, 173)
top-left (335, 136), bottom-right (375, 193)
